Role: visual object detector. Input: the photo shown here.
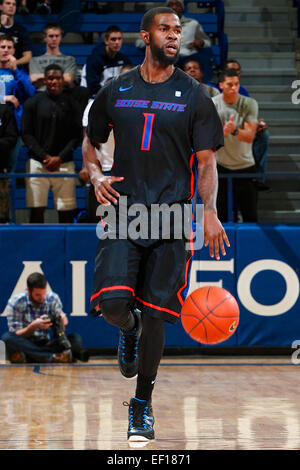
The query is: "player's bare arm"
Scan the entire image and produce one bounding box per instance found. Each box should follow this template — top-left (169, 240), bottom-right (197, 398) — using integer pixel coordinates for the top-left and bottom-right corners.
top-left (82, 134), bottom-right (123, 205)
top-left (196, 148), bottom-right (230, 260)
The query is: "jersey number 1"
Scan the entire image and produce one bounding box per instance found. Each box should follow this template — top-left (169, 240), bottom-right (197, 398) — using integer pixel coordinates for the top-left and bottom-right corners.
top-left (141, 113), bottom-right (155, 151)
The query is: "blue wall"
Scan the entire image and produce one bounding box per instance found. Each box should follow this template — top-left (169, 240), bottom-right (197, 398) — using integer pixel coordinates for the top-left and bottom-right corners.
top-left (0, 224), bottom-right (299, 349)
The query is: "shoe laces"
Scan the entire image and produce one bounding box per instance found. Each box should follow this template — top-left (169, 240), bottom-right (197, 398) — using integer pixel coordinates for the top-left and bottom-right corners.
top-left (124, 399), bottom-right (151, 429)
top-left (120, 329), bottom-right (138, 362)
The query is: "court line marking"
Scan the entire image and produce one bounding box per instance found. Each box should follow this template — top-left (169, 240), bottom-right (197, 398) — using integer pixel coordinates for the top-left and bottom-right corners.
top-left (0, 362), bottom-right (297, 370)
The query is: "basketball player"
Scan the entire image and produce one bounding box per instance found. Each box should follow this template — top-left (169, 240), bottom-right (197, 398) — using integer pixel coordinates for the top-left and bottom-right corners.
top-left (83, 6), bottom-right (229, 442)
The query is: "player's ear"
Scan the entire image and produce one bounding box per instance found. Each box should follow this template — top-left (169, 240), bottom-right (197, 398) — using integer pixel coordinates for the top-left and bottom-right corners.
top-left (140, 30), bottom-right (150, 46)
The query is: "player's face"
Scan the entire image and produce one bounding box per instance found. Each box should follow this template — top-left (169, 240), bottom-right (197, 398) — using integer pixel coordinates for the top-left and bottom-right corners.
top-left (184, 61), bottom-right (203, 82)
top-left (0, 0), bottom-right (16, 16)
top-left (44, 69), bottom-right (64, 95)
top-left (44, 28), bottom-right (62, 49)
top-left (149, 13), bottom-right (182, 66)
top-left (104, 32), bottom-right (123, 55)
top-left (29, 288), bottom-right (47, 305)
top-left (219, 76), bottom-right (240, 100)
top-left (0, 40), bottom-right (15, 61)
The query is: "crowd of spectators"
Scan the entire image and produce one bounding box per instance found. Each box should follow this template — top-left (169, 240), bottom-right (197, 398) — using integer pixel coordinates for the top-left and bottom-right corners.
top-left (0, 0), bottom-right (269, 224)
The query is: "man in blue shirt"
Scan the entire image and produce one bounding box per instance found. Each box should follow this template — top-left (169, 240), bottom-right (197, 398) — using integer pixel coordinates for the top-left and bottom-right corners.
top-left (0, 35), bottom-right (35, 129)
top-left (0, 34), bottom-right (35, 171)
top-left (2, 272), bottom-right (82, 363)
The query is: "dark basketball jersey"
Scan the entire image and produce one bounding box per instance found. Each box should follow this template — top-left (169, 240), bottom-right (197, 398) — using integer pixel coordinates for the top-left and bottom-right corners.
top-left (87, 66), bottom-right (224, 207)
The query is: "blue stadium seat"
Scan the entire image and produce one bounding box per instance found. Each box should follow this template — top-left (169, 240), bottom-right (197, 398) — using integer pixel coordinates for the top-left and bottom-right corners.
top-left (16, 12), bottom-right (218, 36)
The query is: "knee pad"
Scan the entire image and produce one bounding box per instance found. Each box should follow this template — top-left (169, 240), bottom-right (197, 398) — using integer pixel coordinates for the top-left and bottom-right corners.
top-left (100, 298), bottom-right (133, 328)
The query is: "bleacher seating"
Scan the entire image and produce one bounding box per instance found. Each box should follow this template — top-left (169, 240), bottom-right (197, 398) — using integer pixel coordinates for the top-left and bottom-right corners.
top-left (16, 12), bottom-right (218, 35)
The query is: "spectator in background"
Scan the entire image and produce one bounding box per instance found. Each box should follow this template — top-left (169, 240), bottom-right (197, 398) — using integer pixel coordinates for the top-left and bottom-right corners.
top-left (136, 0), bottom-right (212, 81)
top-left (0, 0), bottom-right (32, 68)
top-left (2, 272), bottom-right (82, 363)
top-left (0, 103), bottom-right (18, 223)
top-left (30, 22), bottom-right (77, 91)
top-left (82, 25), bottom-right (131, 97)
top-left (212, 69), bottom-right (258, 222)
top-left (183, 59), bottom-right (219, 98)
top-left (223, 59), bottom-right (270, 191)
top-left (0, 35), bottom-right (35, 171)
top-left (22, 64), bottom-right (82, 223)
top-left (29, 22), bottom-right (89, 114)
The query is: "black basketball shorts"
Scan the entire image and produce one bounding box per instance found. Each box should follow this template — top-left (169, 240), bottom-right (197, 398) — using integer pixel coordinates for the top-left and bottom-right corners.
top-left (90, 236), bottom-right (193, 324)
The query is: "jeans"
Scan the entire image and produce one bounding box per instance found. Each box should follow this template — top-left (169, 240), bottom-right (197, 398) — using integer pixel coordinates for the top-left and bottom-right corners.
top-left (252, 130), bottom-right (270, 182)
top-left (217, 164), bottom-right (258, 223)
top-left (2, 331), bottom-right (82, 363)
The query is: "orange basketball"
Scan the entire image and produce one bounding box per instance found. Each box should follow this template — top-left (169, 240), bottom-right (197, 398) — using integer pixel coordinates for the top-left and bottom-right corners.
top-left (181, 286), bottom-right (240, 345)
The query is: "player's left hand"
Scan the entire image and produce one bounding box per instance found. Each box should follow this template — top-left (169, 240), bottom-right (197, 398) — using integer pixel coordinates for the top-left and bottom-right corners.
top-left (204, 210), bottom-right (230, 260)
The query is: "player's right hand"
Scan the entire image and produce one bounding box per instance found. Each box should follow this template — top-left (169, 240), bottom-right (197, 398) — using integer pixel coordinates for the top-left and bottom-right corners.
top-left (94, 175), bottom-right (124, 205)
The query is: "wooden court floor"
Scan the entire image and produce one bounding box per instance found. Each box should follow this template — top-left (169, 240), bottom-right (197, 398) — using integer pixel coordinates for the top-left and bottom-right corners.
top-left (0, 356), bottom-right (299, 450)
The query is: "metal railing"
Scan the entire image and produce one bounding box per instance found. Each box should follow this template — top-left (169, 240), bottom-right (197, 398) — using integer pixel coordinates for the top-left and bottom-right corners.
top-left (0, 171), bottom-right (300, 224)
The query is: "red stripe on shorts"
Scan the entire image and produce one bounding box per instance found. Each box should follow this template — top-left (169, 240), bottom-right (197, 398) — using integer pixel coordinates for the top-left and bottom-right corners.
top-left (90, 285), bottom-right (135, 302)
top-left (136, 296), bottom-right (180, 318)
